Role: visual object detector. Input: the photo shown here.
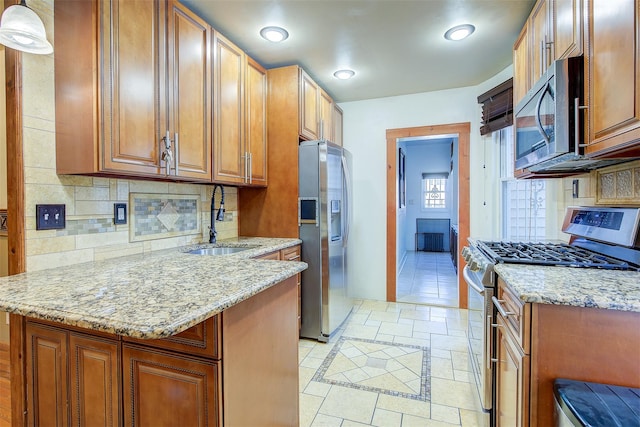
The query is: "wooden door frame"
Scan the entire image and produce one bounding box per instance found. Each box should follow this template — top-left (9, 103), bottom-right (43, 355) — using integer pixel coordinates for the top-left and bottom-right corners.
top-left (4, 0), bottom-right (24, 276)
top-left (386, 123), bottom-right (470, 308)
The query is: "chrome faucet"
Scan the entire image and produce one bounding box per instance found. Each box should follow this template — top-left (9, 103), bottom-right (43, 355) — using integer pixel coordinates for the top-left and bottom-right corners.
top-left (209, 184), bottom-right (225, 243)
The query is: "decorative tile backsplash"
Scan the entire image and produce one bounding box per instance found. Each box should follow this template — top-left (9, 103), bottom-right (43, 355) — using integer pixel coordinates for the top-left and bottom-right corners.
top-left (130, 194), bottom-right (200, 242)
top-left (596, 160), bottom-right (640, 205)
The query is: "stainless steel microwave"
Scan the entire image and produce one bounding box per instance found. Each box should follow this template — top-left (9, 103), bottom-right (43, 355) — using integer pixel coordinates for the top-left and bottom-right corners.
top-left (514, 57), bottom-right (584, 171)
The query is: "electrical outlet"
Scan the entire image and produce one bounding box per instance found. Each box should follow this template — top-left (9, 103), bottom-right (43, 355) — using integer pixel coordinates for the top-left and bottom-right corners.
top-left (36, 204), bottom-right (66, 230)
top-left (572, 179), bottom-right (579, 198)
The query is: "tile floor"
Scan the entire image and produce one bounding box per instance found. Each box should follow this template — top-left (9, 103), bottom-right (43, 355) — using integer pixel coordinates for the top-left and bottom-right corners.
top-left (299, 299), bottom-right (484, 426)
top-left (397, 251), bottom-right (458, 307)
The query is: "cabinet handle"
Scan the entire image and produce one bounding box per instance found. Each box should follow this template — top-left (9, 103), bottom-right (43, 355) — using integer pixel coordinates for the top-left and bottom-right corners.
top-left (243, 152), bottom-right (249, 183)
top-left (248, 153), bottom-right (252, 184)
top-left (540, 40), bottom-right (545, 77)
top-left (162, 131), bottom-right (173, 176)
top-left (174, 132), bottom-right (179, 175)
top-left (492, 296), bottom-right (515, 318)
top-left (574, 97), bottom-right (589, 151)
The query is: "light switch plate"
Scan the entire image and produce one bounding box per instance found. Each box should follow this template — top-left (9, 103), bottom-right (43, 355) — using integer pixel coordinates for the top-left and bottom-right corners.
top-left (114, 203), bottom-right (127, 224)
top-left (36, 204), bottom-right (66, 230)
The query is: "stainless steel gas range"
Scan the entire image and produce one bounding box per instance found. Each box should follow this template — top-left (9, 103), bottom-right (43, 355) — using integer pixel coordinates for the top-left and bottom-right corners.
top-left (462, 206), bottom-right (640, 426)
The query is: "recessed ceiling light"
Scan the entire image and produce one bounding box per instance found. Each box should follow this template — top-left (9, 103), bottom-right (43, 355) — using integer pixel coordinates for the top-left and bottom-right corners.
top-left (333, 69), bottom-right (355, 80)
top-left (259, 26), bottom-right (289, 43)
top-left (444, 24), bottom-right (475, 41)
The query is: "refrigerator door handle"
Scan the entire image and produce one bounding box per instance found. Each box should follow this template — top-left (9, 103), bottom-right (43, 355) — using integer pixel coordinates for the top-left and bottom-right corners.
top-left (341, 154), bottom-right (352, 247)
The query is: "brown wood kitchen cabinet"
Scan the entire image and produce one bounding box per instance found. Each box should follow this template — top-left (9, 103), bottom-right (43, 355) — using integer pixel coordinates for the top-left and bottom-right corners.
top-left (494, 277), bottom-right (640, 426)
top-left (255, 246), bottom-right (303, 330)
top-left (333, 104), bottom-right (344, 147)
top-left (239, 65), bottom-right (340, 238)
top-left (212, 32), bottom-right (267, 186)
top-left (55, 0), bottom-right (212, 182)
top-left (25, 322), bottom-right (120, 427)
top-left (583, 0), bottom-right (640, 157)
top-left (14, 276), bottom-right (298, 427)
top-left (300, 68), bottom-right (321, 141)
top-left (513, 0), bottom-right (583, 105)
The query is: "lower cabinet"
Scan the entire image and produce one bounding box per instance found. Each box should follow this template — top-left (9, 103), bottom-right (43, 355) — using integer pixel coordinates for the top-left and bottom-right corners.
top-left (495, 277), bottom-right (640, 426)
top-left (25, 323), bottom-right (121, 427)
top-left (122, 345), bottom-right (221, 427)
top-left (495, 313), bottom-right (530, 427)
top-left (20, 274), bottom-right (299, 427)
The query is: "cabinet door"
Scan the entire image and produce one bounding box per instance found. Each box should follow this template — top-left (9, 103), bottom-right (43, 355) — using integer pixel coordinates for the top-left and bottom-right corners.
top-left (333, 104), bottom-right (344, 147)
top-left (168, 1), bottom-right (212, 181)
top-left (69, 334), bottom-right (120, 427)
top-left (299, 68), bottom-right (319, 140)
top-left (246, 56), bottom-right (268, 186)
top-left (495, 315), bottom-right (530, 427)
top-left (530, 0), bottom-right (550, 82)
top-left (213, 32), bottom-right (246, 184)
top-left (123, 345), bottom-right (221, 427)
top-left (100, 0), bottom-right (166, 176)
top-left (586, 0), bottom-right (640, 156)
top-left (25, 323), bottom-right (69, 427)
top-left (513, 24), bottom-right (530, 106)
top-left (552, 0), bottom-right (583, 60)
top-left (319, 89), bottom-right (333, 141)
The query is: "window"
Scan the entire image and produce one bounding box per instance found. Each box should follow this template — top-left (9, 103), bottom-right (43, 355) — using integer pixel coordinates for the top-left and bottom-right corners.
top-left (498, 127), bottom-right (547, 241)
top-left (422, 173), bottom-right (448, 209)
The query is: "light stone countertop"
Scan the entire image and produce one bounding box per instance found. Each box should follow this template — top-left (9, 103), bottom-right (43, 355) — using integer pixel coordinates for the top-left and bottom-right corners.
top-left (0, 237), bottom-right (306, 339)
top-left (494, 263), bottom-right (640, 312)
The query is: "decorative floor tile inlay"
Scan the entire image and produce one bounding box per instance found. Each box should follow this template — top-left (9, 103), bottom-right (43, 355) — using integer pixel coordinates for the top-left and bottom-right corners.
top-left (312, 336), bottom-right (430, 401)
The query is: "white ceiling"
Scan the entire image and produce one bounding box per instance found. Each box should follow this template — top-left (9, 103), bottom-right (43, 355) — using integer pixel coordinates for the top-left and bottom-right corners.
top-left (182, 0), bottom-right (535, 103)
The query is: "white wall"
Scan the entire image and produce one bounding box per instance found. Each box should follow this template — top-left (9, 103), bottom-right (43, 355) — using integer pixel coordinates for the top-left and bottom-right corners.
top-left (404, 141), bottom-right (456, 251)
top-left (340, 65), bottom-right (513, 301)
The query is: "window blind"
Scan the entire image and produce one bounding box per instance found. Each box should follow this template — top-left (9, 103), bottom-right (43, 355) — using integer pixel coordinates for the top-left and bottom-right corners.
top-left (477, 78), bottom-right (513, 136)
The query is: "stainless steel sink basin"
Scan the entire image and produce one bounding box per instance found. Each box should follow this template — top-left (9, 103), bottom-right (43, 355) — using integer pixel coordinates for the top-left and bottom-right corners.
top-left (187, 247), bottom-right (253, 255)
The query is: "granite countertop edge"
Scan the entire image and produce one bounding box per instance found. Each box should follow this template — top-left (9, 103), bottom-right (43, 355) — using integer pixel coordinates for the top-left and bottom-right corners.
top-left (0, 237), bottom-right (307, 339)
top-left (494, 263), bottom-right (640, 312)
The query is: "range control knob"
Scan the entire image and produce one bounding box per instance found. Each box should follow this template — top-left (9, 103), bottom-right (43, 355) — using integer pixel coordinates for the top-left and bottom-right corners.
top-left (469, 260), bottom-right (479, 271)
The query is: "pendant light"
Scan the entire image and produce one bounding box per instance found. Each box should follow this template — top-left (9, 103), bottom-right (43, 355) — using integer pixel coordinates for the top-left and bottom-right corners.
top-left (0, 0), bottom-right (53, 55)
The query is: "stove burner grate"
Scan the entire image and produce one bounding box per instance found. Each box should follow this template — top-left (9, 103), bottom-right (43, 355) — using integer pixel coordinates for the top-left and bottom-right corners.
top-left (476, 241), bottom-right (635, 270)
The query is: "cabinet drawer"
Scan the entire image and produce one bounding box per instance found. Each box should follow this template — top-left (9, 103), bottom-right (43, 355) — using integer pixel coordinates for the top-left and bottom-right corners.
top-left (281, 245), bottom-right (301, 261)
top-left (123, 316), bottom-right (221, 360)
top-left (496, 278), bottom-right (531, 354)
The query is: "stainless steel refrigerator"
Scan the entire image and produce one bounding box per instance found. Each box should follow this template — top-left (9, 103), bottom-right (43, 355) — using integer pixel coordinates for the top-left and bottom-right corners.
top-left (298, 140), bottom-right (353, 342)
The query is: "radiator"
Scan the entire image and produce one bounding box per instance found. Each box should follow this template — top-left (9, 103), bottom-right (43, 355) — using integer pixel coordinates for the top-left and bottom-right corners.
top-left (416, 232), bottom-right (444, 252)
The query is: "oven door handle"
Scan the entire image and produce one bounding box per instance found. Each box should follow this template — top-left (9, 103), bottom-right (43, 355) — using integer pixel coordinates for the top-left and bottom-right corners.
top-left (535, 80), bottom-right (552, 146)
top-left (463, 266), bottom-right (485, 295)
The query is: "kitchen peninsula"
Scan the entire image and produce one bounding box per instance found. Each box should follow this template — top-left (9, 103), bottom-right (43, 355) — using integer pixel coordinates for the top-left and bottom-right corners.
top-left (0, 237), bottom-right (306, 427)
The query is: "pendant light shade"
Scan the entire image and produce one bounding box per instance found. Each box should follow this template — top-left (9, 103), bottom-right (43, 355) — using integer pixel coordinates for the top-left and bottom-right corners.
top-left (0, 0), bottom-right (52, 54)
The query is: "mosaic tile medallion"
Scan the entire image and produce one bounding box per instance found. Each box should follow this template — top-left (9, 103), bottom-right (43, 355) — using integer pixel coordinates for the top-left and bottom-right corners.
top-left (130, 193), bottom-right (200, 242)
top-left (312, 336), bottom-right (430, 401)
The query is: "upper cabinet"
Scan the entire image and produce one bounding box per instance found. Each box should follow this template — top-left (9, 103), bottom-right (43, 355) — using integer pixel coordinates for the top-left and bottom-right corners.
top-left (513, 0), bottom-right (639, 169)
top-left (212, 33), bottom-right (267, 186)
top-left (333, 104), bottom-right (344, 147)
top-left (513, 0), bottom-right (583, 105)
top-left (298, 68), bottom-right (341, 143)
top-left (584, 0), bottom-right (640, 157)
top-left (299, 69), bottom-right (320, 140)
top-left (319, 88), bottom-right (334, 141)
top-left (55, 0), bottom-right (212, 182)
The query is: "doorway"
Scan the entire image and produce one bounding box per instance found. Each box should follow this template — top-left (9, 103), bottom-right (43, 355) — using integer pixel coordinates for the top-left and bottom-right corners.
top-left (396, 136), bottom-right (458, 306)
top-left (386, 123), bottom-right (470, 308)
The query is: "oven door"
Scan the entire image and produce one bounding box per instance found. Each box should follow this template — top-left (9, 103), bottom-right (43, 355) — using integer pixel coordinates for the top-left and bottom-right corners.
top-left (465, 266), bottom-right (495, 415)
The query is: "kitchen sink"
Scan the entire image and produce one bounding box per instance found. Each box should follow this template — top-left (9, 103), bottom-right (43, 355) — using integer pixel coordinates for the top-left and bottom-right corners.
top-left (187, 247), bottom-right (254, 255)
